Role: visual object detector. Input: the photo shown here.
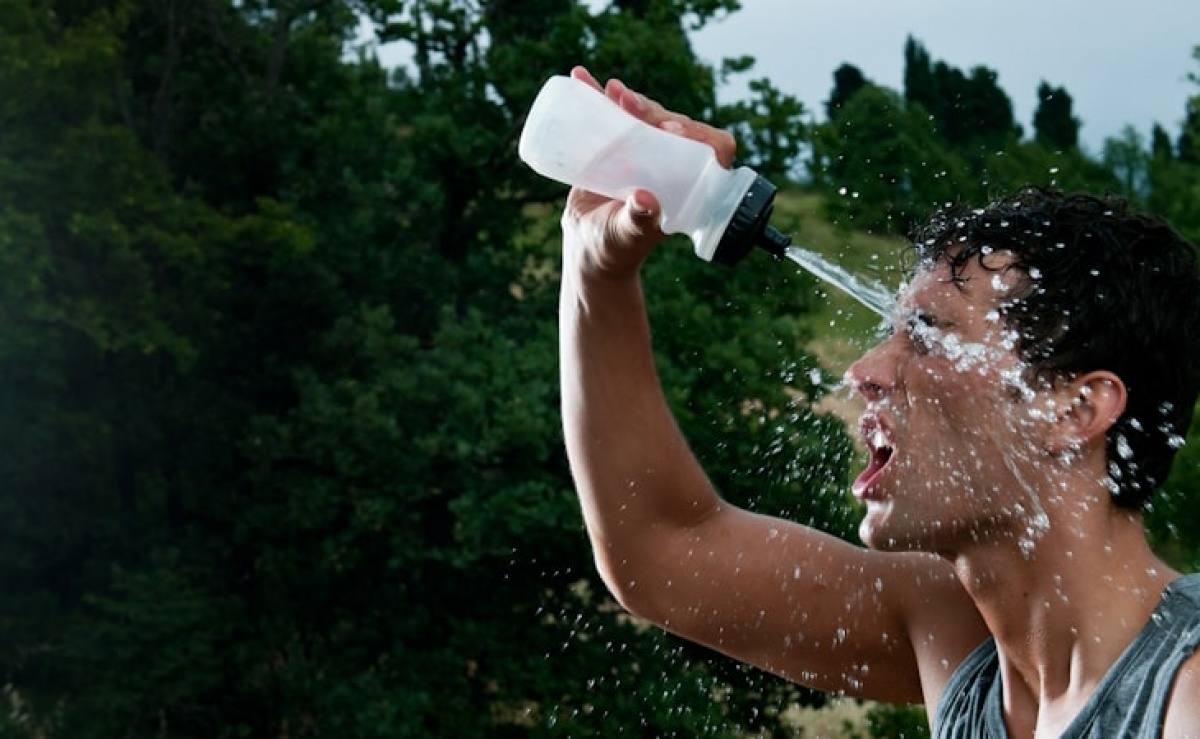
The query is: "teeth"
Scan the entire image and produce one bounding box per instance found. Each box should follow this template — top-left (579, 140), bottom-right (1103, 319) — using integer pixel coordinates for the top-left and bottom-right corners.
top-left (870, 427), bottom-right (890, 451)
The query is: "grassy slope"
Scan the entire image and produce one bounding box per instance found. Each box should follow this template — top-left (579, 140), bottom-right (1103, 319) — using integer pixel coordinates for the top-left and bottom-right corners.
top-left (769, 189), bottom-right (908, 375)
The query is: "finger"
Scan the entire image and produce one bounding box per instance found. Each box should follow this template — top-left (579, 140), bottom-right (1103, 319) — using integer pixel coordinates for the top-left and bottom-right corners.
top-left (603, 78), bottom-right (738, 168)
top-left (605, 78), bottom-right (680, 130)
top-left (625, 188), bottom-right (660, 227)
top-left (609, 188), bottom-right (664, 254)
top-left (566, 186), bottom-right (660, 228)
top-left (570, 65), bottom-right (602, 92)
top-left (604, 78), bottom-right (648, 117)
top-left (661, 118), bottom-right (738, 169)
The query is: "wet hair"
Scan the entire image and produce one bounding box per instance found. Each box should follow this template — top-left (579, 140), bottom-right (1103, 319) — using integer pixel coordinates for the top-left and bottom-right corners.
top-left (908, 186), bottom-right (1200, 510)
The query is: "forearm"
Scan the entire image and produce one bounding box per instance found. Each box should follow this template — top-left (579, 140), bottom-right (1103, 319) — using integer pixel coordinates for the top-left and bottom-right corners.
top-left (559, 268), bottom-right (721, 578)
top-left (551, 67), bottom-right (740, 606)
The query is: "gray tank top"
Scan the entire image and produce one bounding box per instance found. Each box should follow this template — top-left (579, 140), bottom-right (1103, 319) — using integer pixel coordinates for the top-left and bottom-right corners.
top-left (933, 573), bottom-right (1200, 738)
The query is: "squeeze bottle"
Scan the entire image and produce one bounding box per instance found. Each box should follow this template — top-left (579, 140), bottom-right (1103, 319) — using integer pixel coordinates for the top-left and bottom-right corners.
top-left (517, 75), bottom-right (791, 266)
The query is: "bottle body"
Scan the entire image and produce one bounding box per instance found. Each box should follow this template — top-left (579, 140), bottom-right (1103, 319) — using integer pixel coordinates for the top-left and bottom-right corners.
top-left (518, 75), bottom-right (758, 261)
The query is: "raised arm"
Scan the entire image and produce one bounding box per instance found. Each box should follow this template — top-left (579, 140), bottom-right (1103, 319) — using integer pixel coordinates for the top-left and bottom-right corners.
top-left (557, 67), bottom-right (987, 707)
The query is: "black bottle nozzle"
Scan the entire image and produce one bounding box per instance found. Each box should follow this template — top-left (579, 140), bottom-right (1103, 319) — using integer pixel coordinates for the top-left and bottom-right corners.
top-left (710, 174), bottom-right (792, 266)
top-left (759, 223), bottom-right (791, 259)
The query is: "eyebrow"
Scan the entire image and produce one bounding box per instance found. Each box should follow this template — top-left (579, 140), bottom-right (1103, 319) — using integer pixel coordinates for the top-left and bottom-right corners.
top-left (893, 307), bottom-right (954, 332)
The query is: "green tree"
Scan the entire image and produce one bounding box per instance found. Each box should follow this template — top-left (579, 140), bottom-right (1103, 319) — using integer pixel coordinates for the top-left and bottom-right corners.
top-left (903, 37), bottom-right (1020, 155)
top-left (1033, 81), bottom-right (1080, 151)
top-left (826, 62), bottom-right (870, 121)
top-left (1148, 49), bottom-right (1200, 243)
top-left (1148, 402), bottom-right (1200, 572)
top-left (1152, 123), bottom-right (1175, 159)
top-left (0, 2), bottom-right (317, 734)
top-left (716, 73), bottom-right (810, 183)
top-left (2, 0), bottom-right (858, 735)
top-left (1179, 96), bottom-right (1200, 166)
top-left (979, 138), bottom-right (1119, 199)
top-left (812, 85), bottom-right (969, 234)
top-left (902, 35), bottom-right (935, 118)
top-left (1103, 125), bottom-right (1151, 199)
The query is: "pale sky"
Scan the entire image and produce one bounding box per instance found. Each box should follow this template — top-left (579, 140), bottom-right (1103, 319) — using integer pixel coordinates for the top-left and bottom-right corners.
top-left (689, 0), bottom-right (1199, 154)
top-left (368, 2), bottom-right (1198, 154)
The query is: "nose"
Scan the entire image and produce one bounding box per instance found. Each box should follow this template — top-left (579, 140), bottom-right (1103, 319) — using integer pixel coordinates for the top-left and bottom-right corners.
top-left (846, 338), bottom-right (900, 403)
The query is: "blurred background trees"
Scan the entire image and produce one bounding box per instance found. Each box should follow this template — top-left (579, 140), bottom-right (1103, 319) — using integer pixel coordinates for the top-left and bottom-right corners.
top-left (1, 1), bottom-right (1198, 735)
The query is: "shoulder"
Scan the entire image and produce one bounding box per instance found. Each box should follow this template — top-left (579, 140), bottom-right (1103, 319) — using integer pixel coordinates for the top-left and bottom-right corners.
top-left (902, 562), bottom-right (991, 711)
top-left (1162, 574), bottom-right (1200, 737)
top-left (930, 637), bottom-right (998, 731)
top-left (1163, 648), bottom-right (1200, 738)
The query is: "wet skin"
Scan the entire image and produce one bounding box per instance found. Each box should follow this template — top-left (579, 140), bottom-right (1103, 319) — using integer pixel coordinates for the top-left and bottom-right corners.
top-left (558, 66), bottom-right (1200, 736)
top-left (848, 255), bottom-right (1058, 557)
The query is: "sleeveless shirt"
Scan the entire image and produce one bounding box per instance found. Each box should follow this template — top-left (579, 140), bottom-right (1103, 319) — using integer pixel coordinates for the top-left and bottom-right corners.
top-left (933, 573), bottom-right (1200, 738)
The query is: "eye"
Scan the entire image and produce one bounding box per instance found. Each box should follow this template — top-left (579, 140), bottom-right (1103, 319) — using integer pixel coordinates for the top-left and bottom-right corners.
top-left (905, 312), bottom-right (939, 355)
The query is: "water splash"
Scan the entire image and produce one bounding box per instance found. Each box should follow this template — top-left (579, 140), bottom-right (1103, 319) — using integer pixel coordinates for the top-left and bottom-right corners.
top-left (784, 246), bottom-right (896, 319)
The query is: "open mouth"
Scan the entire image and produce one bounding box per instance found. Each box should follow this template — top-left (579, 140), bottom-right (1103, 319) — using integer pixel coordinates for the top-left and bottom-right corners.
top-left (853, 414), bottom-right (894, 499)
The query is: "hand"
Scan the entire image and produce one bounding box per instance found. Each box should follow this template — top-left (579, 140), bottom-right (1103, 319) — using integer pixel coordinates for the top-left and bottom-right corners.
top-left (561, 66), bottom-right (738, 280)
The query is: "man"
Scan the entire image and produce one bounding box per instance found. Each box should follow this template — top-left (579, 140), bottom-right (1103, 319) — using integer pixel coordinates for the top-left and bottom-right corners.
top-left (558, 67), bottom-right (1200, 736)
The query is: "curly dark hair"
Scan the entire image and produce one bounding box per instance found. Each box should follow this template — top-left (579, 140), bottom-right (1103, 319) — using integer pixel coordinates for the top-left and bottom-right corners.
top-left (908, 186), bottom-right (1200, 510)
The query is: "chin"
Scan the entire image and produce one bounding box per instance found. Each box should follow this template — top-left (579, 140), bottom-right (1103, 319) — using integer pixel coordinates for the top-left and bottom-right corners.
top-left (857, 503), bottom-right (939, 553)
top-left (858, 504), bottom-right (901, 551)
top-left (858, 524), bottom-right (887, 551)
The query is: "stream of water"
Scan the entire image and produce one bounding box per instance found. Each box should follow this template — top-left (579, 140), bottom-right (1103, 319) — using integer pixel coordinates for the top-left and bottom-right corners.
top-left (783, 246), bottom-right (896, 320)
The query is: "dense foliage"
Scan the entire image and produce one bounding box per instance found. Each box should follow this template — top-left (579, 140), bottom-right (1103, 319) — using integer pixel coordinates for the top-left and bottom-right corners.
top-left (1, 1), bottom-right (1198, 736)
top-left (810, 35), bottom-right (1200, 240)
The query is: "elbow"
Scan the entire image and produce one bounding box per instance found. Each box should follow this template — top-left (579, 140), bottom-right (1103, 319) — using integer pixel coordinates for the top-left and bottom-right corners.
top-left (590, 548), bottom-right (670, 623)
top-left (596, 568), bottom-right (643, 616)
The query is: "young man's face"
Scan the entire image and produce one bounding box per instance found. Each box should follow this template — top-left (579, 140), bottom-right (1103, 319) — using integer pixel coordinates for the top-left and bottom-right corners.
top-left (846, 253), bottom-right (1060, 555)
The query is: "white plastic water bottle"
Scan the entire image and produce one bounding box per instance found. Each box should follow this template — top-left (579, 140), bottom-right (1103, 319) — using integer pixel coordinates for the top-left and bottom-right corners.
top-left (518, 75), bottom-right (790, 266)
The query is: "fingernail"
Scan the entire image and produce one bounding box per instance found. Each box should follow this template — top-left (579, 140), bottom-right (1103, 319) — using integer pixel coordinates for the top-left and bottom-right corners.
top-left (628, 191), bottom-right (654, 216)
top-left (626, 91), bottom-right (647, 115)
top-left (661, 120), bottom-right (684, 134)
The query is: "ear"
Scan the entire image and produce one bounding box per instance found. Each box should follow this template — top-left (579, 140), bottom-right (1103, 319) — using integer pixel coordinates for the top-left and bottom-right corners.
top-left (1045, 371), bottom-right (1127, 454)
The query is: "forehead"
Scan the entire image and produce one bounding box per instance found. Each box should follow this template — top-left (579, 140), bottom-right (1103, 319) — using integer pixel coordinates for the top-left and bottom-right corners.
top-left (898, 253), bottom-right (1022, 319)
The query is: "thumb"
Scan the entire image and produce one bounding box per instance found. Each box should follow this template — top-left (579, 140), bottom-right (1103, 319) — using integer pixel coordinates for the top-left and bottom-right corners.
top-left (615, 188), bottom-right (663, 246)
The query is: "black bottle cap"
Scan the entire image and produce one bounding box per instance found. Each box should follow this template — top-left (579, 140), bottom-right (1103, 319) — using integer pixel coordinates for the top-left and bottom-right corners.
top-left (710, 174), bottom-right (792, 267)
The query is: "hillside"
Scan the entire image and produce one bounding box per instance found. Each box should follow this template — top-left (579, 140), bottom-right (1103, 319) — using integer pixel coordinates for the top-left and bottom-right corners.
top-left (769, 189), bottom-right (907, 372)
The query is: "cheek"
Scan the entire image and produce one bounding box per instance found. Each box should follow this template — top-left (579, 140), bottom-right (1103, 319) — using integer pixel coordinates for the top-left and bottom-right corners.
top-left (908, 362), bottom-right (1037, 446)
top-left (906, 357), bottom-right (983, 411)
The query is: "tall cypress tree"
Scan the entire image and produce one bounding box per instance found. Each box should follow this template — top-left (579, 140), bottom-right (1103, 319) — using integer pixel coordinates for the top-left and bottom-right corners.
top-left (1033, 81), bottom-right (1081, 151)
top-left (826, 63), bottom-right (870, 120)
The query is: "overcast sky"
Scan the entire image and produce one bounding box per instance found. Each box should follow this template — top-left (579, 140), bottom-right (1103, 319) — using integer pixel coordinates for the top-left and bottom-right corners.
top-left (689, 0), bottom-right (1199, 154)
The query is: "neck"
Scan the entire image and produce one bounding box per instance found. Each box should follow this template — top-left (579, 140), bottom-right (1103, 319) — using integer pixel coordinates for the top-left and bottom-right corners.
top-left (951, 503), bottom-right (1177, 734)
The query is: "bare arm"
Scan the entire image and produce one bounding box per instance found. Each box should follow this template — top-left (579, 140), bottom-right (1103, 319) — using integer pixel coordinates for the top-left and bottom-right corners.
top-left (557, 67), bottom-right (987, 706)
top-left (1164, 650), bottom-right (1200, 736)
